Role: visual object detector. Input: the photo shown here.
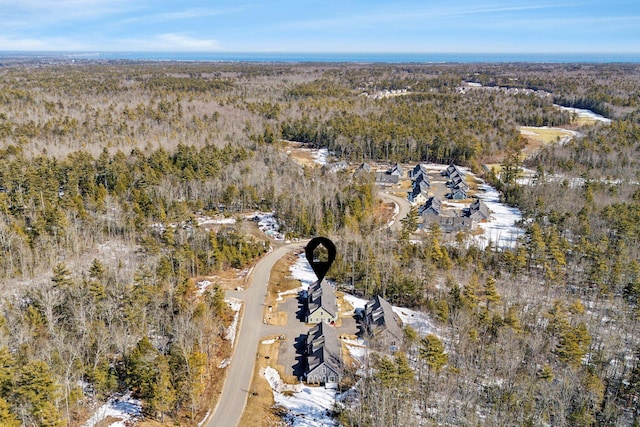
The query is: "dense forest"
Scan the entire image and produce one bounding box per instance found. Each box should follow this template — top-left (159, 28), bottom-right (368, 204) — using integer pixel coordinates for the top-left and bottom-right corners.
top-left (1, 59), bottom-right (640, 426)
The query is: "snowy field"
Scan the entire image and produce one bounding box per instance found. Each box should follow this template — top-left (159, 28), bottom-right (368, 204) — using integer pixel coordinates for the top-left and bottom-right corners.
top-left (474, 183), bottom-right (524, 249)
top-left (289, 252), bottom-right (319, 290)
top-left (556, 105), bottom-right (612, 123)
top-left (81, 393), bottom-right (142, 427)
top-left (263, 366), bottom-right (337, 427)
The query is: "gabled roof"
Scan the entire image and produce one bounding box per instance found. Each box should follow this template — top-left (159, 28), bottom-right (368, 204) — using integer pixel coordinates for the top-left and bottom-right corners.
top-left (308, 280), bottom-right (337, 317)
top-left (375, 172), bottom-right (399, 184)
top-left (409, 181), bottom-right (430, 203)
top-left (449, 188), bottom-right (468, 199)
top-left (468, 199), bottom-right (490, 220)
top-left (411, 164), bottom-right (428, 177)
top-left (363, 295), bottom-right (403, 342)
top-left (441, 163), bottom-right (465, 178)
top-left (419, 196), bottom-right (442, 216)
top-left (388, 163), bottom-right (403, 177)
top-left (356, 163), bottom-right (371, 173)
top-left (324, 161), bottom-right (348, 173)
top-left (307, 322), bottom-right (342, 375)
top-left (413, 172), bottom-right (430, 186)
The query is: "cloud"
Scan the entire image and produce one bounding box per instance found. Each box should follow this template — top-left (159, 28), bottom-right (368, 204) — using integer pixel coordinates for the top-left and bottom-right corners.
top-left (116, 7), bottom-right (245, 25)
top-left (115, 33), bottom-right (220, 51)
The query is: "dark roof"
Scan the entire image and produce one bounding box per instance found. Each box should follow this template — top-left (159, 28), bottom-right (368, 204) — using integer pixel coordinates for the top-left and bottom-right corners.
top-left (442, 163), bottom-right (465, 178)
top-left (409, 181), bottom-right (431, 202)
top-left (389, 163), bottom-right (403, 177)
top-left (468, 199), bottom-right (490, 220)
top-left (413, 172), bottom-right (430, 186)
top-left (308, 280), bottom-right (337, 317)
top-left (306, 322), bottom-right (342, 375)
top-left (419, 196), bottom-right (442, 216)
top-left (411, 164), bottom-right (428, 177)
top-left (364, 295), bottom-right (403, 342)
top-left (449, 188), bottom-right (468, 199)
top-left (375, 172), bottom-right (399, 184)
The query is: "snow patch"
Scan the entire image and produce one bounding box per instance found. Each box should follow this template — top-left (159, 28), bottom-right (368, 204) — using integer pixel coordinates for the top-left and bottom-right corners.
top-left (393, 306), bottom-right (437, 336)
top-left (252, 212), bottom-right (285, 241)
top-left (289, 253), bottom-right (318, 290)
top-left (474, 183), bottom-right (524, 249)
top-left (263, 367), bottom-right (337, 427)
top-left (225, 298), bottom-right (242, 346)
top-left (312, 148), bottom-right (329, 166)
top-left (556, 105), bottom-right (612, 123)
top-left (81, 393), bottom-right (142, 427)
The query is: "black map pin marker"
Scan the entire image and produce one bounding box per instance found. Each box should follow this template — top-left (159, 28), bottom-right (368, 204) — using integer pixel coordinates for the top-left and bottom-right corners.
top-left (305, 237), bottom-right (336, 283)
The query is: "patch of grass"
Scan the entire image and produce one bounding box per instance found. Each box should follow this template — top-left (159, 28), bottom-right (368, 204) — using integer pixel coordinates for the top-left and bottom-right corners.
top-left (264, 252), bottom-right (302, 324)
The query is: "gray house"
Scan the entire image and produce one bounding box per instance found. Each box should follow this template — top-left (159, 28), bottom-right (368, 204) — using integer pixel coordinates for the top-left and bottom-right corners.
top-left (388, 163), bottom-right (403, 177)
top-left (363, 295), bottom-right (403, 351)
top-left (353, 163), bottom-right (372, 179)
top-left (306, 322), bottom-right (343, 385)
top-left (375, 172), bottom-right (399, 186)
top-left (408, 180), bottom-right (431, 205)
top-left (449, 187), bottom-right (468, 200)
top-left (409, 164), bottom-right (428, 179)
top-left (441, 163), bottom-right (465, 178)
top-left (419, 196), bottom-right (442, 217)
top-left (467, 199), bottom-right (491, 221)
top-left (413, 172), bottom-right (431, 187)
top-left (307, 280), bottom-right (338, 324)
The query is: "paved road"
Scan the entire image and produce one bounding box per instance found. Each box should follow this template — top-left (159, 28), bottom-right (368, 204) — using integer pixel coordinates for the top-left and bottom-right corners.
top-left (207, 242), bottom-right (305, 427)
top-left (378, 190), bottom-right (412, 233)
top-left (207, 192), bottom-right (409, 427)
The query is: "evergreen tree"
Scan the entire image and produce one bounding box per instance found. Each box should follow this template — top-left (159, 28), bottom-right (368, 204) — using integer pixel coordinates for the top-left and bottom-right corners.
top-left (419, 334), bottom-right (448, 373)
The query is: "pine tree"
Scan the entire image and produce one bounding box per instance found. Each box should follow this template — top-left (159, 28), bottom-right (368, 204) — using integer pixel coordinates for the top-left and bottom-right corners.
top-left (483, 277), bottom-right (501, 309)
top-left (419, 334), bottom-right (448, 373)
top-left (0, 397), bottom-right (20, 427)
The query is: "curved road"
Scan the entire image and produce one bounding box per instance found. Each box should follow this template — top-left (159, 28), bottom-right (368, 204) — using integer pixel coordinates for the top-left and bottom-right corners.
top-left (207, 242), bottom-right (305, 427)
top-left (378, 190), bottom-right (412, 233)
top-left (208, 191), bottom-right (409, 427)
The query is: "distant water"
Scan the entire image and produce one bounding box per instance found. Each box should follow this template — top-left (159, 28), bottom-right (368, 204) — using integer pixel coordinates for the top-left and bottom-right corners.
top-left (2, 51), bottom-right (640, 64)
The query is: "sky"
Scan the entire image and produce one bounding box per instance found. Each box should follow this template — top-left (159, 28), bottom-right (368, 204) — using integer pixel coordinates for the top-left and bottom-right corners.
top-left (0, 0), bottom-right (639, 53)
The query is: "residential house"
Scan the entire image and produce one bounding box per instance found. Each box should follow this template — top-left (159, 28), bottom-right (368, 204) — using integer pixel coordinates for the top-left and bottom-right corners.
top-left (306, 322), bottom-right (343, 385)
top-left (363, 295), bottom-right (403, 351)
top-left (418, 196), bottom-right (442, 217)
top-left (375, 172), bottom-right (399, 186)
top-left (439, 216), bottom-right (472, 230)
top-left (449, 187), bottom-right (468, 200)
top-left (353, 162), bottom-right (372, 179)
top-left (409, 163), bottom-right (428, 179)
top-left (447, 174), bottom-right (469, 192)
top-left (408, 180), bottom-right (431, 205)
top-left (413, 171), bottom-right (431, 187)
top-left (323, 161), bottom-right (348, 174)
top-left (441, 163), bottom-right (465, 178)
top-left (307, 280), bottom-right (338, 324)
top-left (467, 199), bottom-right (491, 221)
top-left (388, 163), bottom-right (403, 177)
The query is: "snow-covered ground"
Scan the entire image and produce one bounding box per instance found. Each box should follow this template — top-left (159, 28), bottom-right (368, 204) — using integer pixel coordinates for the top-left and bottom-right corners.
top-left (81, 393), bottom-right (142, 427)
top-left (251, 212), bottom-right (285, 241)
top-left (474, 183), bottom-right (524, 249)
top-left (263, 366), bottom-right (337, 427)
top-left (225, 298), bottom-right (242, 346)
top-left (556, 105), bottom-right (612, 123)
top-left (312, 148), bottom-right (329, 166)
top-left (289, 252), bottom-right (318, 291)
top-left (392, 306), bottom-right (437, 336)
